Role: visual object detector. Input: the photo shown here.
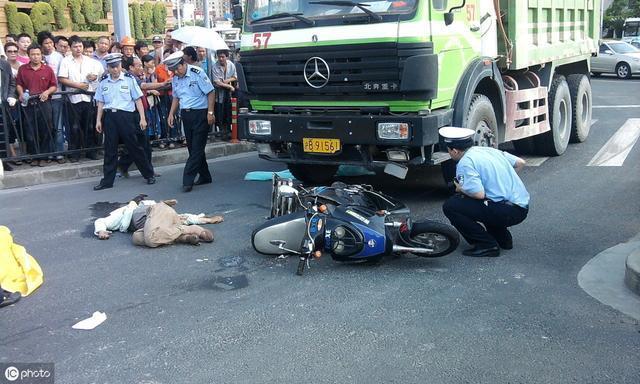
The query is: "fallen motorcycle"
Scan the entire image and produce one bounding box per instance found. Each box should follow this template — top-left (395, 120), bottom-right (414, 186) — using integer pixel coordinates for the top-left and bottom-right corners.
top-left (251, 175), bottom-right (460, 275)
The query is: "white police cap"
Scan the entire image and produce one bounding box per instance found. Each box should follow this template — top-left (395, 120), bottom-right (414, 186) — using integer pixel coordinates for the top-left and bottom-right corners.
top-left (104, 53), bottom-right (123, 66)
top-left (164, 51), bottom-right (184, 70)
top-left (439, 127), bottom-right (475, 149)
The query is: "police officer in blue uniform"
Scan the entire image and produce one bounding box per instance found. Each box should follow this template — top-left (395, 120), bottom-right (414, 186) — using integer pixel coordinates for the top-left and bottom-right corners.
top-left (440, 127), bottom-right (530, 257)
top-left (93, 53), bottom-right (156, 190)
top-left (165, 51), bottom-right (215, 192)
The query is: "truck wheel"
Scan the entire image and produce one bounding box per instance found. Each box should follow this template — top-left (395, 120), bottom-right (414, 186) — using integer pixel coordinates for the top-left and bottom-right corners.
top-left (512, 137), bottom-right (536, 155)
top-left (287, 164), bottom-right (338, 185)
top-left (567, 74), bottom-right (592, 143)
top-left (534, 75), bottom-right (572, 156)
top-left (616, 62), bottom-right (632, 79)
top-left (466, 94), bottom-right (499, 148)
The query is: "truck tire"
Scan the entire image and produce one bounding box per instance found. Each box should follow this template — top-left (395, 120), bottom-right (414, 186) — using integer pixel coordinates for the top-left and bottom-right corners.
top-left (466, 94), bottom-right (499, 148)
top-left (287, 164), bottom-right (338, 185)
top-left (534, 75), bottom-right (571, 156)
top-left (567, 74), bottom-right (592, 143)
top-left (512, 137), bottom-right (536, 155)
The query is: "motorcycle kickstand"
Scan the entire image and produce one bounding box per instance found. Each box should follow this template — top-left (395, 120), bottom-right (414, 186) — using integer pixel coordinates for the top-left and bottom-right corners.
top-left (296, 256), bottom-right (307, 276)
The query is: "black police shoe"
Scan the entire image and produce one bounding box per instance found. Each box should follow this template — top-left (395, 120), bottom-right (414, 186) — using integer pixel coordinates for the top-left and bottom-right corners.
top-left (146, 177), bottom-right (156, 185)
top-left (182, 185), bottom-right (193, 193)
top-left (93, 182), bottom-right (113, 191)
top-left (462, 246), bottom-right (500, 257)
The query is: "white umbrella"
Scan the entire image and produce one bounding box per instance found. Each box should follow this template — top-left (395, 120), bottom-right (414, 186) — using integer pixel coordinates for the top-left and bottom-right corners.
top-left (171, 26), bottom-right (230, 51)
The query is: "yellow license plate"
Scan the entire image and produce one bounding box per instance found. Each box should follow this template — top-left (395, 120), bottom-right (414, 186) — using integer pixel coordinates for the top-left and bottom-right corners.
top-left (303, 138), bottom-right (341, 154)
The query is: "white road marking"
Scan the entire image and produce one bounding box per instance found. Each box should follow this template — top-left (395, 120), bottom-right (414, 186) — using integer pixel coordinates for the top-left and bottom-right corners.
top-left (593, 105), bottom-right (640, 109)
top-left (520, 120), bottom-right (599, 167)
top-left (588, 119), bottom-right (640, 166)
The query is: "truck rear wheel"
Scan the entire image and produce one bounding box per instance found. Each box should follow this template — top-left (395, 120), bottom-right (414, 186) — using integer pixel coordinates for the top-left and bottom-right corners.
top-left (287, 164), bottom-right (338, 185)
top-left (567, 74), bottom-right (592, 143)
top-left (534, 75), bottom-right (572, 156)
top-left (466, 94), bottom-right (499, 148)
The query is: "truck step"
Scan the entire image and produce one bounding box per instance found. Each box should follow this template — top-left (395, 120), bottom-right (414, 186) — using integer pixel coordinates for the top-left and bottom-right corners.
top-left (430, 151), bottom-right (451, 165)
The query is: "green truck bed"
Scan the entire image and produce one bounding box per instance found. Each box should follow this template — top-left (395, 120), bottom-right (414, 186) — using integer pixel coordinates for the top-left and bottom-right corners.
top-left (499, 0), bottom-right (601, 70)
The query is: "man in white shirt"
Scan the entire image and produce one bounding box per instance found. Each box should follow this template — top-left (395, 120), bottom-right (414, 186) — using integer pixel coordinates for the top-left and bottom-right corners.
top-left (37, 31), bottom-right (66, 163)
top-left (58, 35), bottom-right (104, 161)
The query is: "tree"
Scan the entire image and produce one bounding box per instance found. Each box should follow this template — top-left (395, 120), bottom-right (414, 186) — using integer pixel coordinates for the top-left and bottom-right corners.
top-left (30, 2), bottom-right (55, 32)
top-left (68, 0), bottom-right (86, 25)
top-left (82, 0), bottom-right (101, 24)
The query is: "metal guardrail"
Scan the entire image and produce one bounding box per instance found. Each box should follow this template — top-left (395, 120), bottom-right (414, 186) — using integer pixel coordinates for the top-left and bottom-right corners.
top-left (0, 89), bottom-right (205, 164)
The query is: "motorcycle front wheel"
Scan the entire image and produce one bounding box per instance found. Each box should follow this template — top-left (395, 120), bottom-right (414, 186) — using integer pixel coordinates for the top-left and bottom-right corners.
top-left (406, 220), bottom-right (460, 257)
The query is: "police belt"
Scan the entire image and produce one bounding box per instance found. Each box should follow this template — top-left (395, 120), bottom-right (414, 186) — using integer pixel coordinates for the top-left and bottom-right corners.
top-left (497, 200), bottom-right (528, 210)
top-left (104, 108), bottom-right (135, 113)
top-left (181, 108), bottom-right (207, 113)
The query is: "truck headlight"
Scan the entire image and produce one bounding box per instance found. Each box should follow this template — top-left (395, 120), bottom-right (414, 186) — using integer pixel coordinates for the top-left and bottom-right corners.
top-left (377, 123), bottom-right (410, 140)
top-left (249, 120), bottom-right (271, 135)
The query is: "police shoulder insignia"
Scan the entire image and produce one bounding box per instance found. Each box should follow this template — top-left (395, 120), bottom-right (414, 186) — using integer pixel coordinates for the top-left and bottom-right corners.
top-left (189, 67), bottom-right (201, 74)
top-left (99, 73), bottom-right (108, 81)
top-left (456, 174), bottom-right (464, 185)
top-left (124, 72), bottom-right (134, 78)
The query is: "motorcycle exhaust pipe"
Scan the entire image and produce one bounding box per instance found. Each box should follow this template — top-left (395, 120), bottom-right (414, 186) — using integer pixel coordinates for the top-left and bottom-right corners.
top-left (392, 245), bottom-right (434, 253)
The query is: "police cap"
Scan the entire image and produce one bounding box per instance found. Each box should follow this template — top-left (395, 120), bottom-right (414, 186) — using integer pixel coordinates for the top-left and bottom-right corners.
top-left (439, 127), bottom-right (475, 150)
top-left (104, 53), bottom-right (123, 67)
top-left (164, 51), bottom-right (184, 70)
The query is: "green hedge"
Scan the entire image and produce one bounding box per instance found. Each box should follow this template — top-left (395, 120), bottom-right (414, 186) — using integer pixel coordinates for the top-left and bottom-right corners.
top-left (50, 0), bottom-right (69, 30)
top-left (131, 3), bottom-right (143, 40)
top-left (82, 0), bottom-right (100, 24)
top-left (30, 2), bottom-right (55, 32)
top-left (68, 0), bottom-right (85, 24)
top-left (152, 2), bottom-right (167, 34)
top-left (141, 2), bottom-right (154, 38)
top-left (5, 3), bottom-right (35, 36)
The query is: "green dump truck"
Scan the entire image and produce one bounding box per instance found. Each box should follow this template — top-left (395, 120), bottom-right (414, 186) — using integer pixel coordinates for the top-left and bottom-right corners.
top-left (235, 0), bottom-right (601, 183)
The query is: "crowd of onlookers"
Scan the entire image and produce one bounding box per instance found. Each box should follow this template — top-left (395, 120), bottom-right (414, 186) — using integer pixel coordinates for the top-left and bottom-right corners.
top-left (1, 29), bottom-right (240, 171)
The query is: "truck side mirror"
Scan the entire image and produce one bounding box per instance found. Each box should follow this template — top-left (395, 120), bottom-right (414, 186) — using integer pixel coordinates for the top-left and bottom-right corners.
top-left (445, 0), bottom-right (466, 26)
top-left (232, 4), bottom-right (243, 21)
top-left (444, 12), bottom-right (454, 25)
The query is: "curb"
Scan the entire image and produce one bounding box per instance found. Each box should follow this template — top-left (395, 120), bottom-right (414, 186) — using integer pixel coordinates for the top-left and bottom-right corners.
top-left (625, 249), bottom-right (640, 297)
top-left (0, 141), bottom-right (256, 190)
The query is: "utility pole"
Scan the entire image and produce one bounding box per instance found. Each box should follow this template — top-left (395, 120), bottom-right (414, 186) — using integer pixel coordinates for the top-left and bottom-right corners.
top-left (177, 0), bottom-right (182, 28)
top-left (203, 0), bottom-right (211, 28)
top-left (111, 0), bottom-right (131, 41)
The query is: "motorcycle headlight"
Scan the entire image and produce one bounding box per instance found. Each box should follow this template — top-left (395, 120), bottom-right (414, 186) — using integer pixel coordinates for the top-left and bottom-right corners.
top-left (330, 225), bottom-right (364, 256)
top-left (249, 120), bottom-right (271, 135)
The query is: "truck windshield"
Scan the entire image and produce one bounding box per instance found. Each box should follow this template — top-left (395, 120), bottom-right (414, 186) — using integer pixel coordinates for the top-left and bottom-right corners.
top-left (247, 0), bottom-right (417, 24)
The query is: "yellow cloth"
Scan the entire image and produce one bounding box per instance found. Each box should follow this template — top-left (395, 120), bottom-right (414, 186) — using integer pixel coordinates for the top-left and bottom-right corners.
top-left (0, 226), bottom-right (43, 296)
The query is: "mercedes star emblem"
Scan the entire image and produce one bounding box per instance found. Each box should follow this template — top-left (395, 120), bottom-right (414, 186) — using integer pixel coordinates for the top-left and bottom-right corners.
top-left (303, 57), bottom-right (330, 89)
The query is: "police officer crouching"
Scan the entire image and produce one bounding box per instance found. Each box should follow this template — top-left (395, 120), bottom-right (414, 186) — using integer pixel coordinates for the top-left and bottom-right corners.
top-left (93, 53), bottom-right (156, 190)
top-left (440, 127), bottom-right (530, 257)
top-left (164, 51), bottom-right (215, 193)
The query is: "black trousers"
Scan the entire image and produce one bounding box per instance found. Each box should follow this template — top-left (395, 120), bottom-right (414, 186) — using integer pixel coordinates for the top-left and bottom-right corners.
top-left (23, 102), bottom-right (53, 157)
top-left (67, 101), bottom-right (97, 157)
top-left (118, 130), bottom-right (153, 173)
top-left (100, 110), bottom-right (154, 186)
top-left (181, 108), bottom-right (211, 187)
top-left (443, 194), bottom-right (528, 248)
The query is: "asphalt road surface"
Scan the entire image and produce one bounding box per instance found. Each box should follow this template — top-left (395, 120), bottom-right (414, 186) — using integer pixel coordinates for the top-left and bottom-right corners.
top-left (1, 77), bottom-right (639, 384)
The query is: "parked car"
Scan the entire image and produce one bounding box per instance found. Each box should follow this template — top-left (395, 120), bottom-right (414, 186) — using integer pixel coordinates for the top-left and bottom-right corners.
top-left (591, 40), bottom-right (640, 79)
top-left (630, 38), bottom-right (640, 49)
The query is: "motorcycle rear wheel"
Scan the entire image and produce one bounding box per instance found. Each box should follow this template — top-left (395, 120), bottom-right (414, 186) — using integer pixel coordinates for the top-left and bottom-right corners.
top-left (407, 221), bottom-right (460, 257)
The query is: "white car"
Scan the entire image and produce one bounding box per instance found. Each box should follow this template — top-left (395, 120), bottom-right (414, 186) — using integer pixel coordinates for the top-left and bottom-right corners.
top-left (591, 40), bottom-right (640, 79)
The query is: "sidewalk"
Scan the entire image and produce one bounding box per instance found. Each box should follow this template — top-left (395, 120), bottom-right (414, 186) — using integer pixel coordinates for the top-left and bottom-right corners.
top-left (0, 141), bottom-right (256, 189)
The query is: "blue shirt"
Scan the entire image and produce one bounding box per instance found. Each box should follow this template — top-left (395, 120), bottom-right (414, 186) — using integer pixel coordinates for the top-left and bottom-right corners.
top-left (171, 65), bottom-right (214, 110)
top-left (94, 72), bottom-right (143, 112)
top-left (456, 147), bottom-right (530, 208)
